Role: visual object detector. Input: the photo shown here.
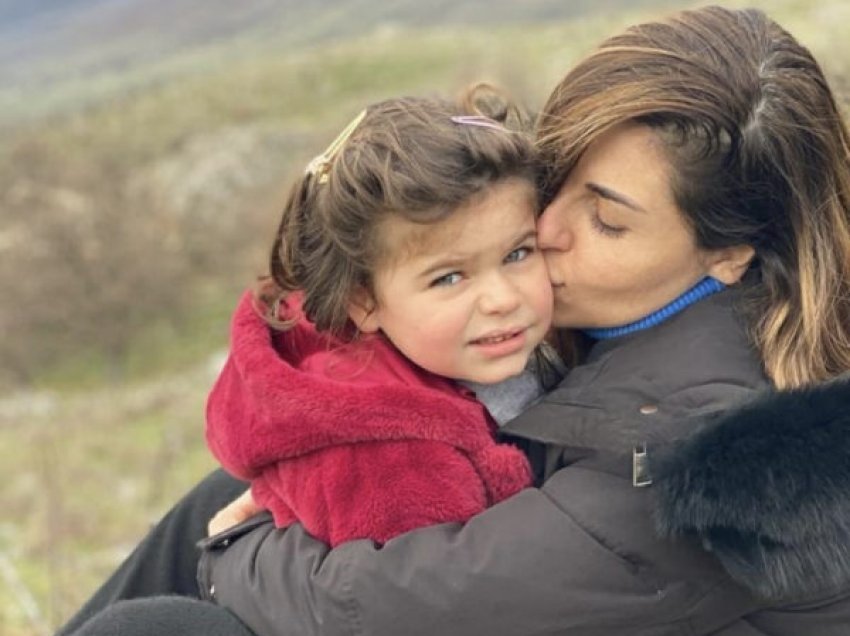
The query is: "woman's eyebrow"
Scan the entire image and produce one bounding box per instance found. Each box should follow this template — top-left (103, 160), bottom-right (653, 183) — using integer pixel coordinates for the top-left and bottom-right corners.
top-left (586, 182), bottom-right (647, 213)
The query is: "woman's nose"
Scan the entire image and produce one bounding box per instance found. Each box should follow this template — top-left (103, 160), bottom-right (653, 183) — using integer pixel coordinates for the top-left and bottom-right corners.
top-left (536, 202), bottom-right (572, 252)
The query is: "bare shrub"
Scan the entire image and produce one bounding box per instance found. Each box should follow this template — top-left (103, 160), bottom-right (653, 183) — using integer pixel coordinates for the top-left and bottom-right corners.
top-left (0, 140), bottom-right (192, 384)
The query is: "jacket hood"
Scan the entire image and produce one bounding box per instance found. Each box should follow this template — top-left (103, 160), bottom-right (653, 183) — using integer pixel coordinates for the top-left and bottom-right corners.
top-left (652, 376), bottom-right (850, 601)
top-left (206, 291), bottom-right (494, 480)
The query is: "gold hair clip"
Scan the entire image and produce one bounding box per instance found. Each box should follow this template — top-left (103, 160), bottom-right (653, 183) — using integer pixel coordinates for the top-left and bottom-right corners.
top-left (305, 109), bottom-right (368, 185)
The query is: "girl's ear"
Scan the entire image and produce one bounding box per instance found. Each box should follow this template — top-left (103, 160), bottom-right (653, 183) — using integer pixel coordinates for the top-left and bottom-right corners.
top-left (705, 244), bottom-right (756, 285)
top-left (347, 287), bottom-right (381, 333)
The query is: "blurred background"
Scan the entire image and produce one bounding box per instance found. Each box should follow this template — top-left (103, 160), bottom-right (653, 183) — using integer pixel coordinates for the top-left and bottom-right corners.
top-left (1, 0), bottom-right (848, 633)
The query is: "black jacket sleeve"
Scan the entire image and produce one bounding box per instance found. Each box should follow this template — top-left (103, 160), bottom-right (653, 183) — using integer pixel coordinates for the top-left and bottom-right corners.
top-left (198, 378), bottom-right (850, 636)
top-left (198, 467), bottom-right (757, 636)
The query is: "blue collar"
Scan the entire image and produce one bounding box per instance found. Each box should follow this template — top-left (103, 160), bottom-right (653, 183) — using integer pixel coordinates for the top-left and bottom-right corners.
top-left (582, 276), bottom-right (726, 340)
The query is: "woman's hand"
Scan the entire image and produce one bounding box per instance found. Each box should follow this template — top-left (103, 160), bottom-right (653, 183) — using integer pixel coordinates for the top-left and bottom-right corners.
top-left (208, 489), bottom-right (263, 536)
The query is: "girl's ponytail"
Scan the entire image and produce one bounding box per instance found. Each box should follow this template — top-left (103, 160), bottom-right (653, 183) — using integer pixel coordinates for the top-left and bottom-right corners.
top-left (458, 83), bottom-right (533, 133)
top-left (255, 174), bottom-right (315, 329)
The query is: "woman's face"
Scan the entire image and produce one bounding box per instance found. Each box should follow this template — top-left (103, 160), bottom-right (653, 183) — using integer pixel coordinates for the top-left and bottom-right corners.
top-left (538, 123), bottom-right (731, 329)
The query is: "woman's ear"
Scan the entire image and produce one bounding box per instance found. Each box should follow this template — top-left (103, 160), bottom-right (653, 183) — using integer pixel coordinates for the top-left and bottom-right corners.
top-left (705, 244), bottom-right (756, 285)
top-left (347, 288), bottom-right (381, 333)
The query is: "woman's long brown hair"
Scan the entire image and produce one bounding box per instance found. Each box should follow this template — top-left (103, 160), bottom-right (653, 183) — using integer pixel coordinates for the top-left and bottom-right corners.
top-left (537, 6), bottom-right (850, 388)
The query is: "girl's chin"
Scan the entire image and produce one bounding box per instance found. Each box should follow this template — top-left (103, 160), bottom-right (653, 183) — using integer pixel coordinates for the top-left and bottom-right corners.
top-left (468, 363), bottom-right (530, 386)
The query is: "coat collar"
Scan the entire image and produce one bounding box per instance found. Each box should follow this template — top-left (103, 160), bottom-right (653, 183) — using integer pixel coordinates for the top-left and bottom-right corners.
top-left (652, 375), bottom-right (850, 601)
top-left (501, 290), bottom-right (769, 453)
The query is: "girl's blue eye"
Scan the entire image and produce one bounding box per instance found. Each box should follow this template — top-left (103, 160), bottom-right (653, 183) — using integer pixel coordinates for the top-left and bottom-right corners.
top-left (505, 246), bottom-right (533, 263)
top-left (430, 272), bottom-right (463, 287)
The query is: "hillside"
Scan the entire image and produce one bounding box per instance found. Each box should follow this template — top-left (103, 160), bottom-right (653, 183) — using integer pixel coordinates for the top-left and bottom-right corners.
top-left (0, 0), bottom-right (676, 124)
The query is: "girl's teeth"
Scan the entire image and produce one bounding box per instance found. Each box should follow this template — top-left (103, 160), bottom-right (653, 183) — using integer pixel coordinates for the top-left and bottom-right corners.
top-left (480, 333), bottom-right (512, 344)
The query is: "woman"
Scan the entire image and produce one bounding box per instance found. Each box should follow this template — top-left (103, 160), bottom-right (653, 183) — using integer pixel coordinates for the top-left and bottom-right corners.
top-left (62, 6), bottom-right (850, 636)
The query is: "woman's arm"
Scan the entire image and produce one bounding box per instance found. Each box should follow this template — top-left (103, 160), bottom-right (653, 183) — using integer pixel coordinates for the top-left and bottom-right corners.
top-left (199, 466), bottom-right (755, 636)
top-left (199, 378), bottom-right (850, 636)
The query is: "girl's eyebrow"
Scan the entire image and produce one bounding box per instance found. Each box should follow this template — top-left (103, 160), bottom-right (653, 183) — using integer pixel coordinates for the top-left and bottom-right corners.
top-left (586, 182), bottom-right (647, 213)
top-left (516, 228), bottom-right (538, 241)
top-left (509, 229), bottom-right (538, 248)
top-left (416, 228), bottom-right (538, 279)
top-left (417, 256), bottom-right (467, 279)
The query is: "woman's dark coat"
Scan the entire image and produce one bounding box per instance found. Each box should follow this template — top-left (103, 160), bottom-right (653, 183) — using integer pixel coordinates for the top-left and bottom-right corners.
top-left (198, 291), bottom-right (850, 635)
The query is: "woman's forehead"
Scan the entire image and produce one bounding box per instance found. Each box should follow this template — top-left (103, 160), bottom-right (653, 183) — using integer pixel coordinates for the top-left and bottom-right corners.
top-left (568, 123), bottom-right (678, 216)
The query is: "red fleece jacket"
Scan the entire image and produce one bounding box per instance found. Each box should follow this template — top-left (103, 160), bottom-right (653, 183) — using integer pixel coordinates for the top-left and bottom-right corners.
top-left (205, 291), bottom-right (532, 546)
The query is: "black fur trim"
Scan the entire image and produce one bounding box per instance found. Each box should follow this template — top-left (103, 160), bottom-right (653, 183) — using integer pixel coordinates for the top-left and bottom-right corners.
top-left (652, 377), bottom-right (850, 600)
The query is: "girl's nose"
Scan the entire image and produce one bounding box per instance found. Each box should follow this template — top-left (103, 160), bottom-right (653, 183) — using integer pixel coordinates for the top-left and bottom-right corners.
top-left (479, 275), bottom-right (522, 315)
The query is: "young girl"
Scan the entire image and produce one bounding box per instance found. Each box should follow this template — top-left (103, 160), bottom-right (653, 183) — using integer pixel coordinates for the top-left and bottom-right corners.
top-left (205, 92), bottom-right (559, 546)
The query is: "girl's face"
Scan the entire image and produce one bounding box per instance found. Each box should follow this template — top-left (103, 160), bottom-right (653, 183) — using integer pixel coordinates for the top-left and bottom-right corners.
top-left (538, 122), bottom-right (744, 329)
top-left (349, 178), bottom-right (553, 384)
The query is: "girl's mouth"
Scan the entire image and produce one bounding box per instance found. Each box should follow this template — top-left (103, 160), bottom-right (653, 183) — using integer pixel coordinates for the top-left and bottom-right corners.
top-left (470, 329), bottom-right (527, 357)
top-left (472, 330), bottom-right (522, 344)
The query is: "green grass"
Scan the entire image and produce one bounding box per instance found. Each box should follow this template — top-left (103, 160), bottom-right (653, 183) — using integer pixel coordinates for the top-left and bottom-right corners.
top-left (30, 294), bottom-right (232, 391)
top-left (0, 370), bottom-right (217, 633)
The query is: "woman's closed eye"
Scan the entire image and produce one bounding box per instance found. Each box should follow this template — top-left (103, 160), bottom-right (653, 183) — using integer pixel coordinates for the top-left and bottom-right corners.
top-left (591, 211), bottom-right (627, 237)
